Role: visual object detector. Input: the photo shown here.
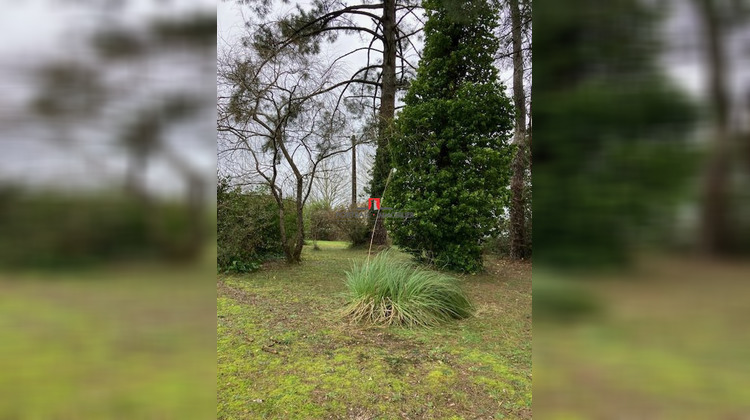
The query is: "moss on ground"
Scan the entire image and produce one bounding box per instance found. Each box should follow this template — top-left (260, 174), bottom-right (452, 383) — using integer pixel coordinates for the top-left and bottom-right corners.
top-left (217, 241), bottom-right (532, 419)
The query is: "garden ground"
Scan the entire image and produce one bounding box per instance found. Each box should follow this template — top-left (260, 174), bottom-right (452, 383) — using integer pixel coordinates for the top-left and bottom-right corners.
top-left (217, 241), bottom-right (532, 419)
top-left (0, 261), bottom-right (216, 419)
top-left (534, 257), bottom-right (750, 419)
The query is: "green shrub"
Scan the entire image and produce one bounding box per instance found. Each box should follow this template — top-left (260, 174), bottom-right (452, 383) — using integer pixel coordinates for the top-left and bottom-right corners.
top-left (385, 0), bottom-right (514, 273)
top-left (305, 201), bottom-right (340, 242)
top-left (342, 252), bottom-right (474, 327)
top-left (483, 234), bottom-right (510, 256)
top-left (333, 205), bottom-right (371, 247)
top-left (533, 276), bottom-right (600, 322)
top-left (216, 177), bottom-right (295, 272)
top-left (0, 186), bottom-right (205, 269)
top-left (483, 215), bottom-right (532, 258)
top-left (221, 259), bottom-right (261, 274)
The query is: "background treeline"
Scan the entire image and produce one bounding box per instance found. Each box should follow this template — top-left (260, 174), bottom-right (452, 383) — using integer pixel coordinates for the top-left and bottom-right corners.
top-left (217, 0), bottom-right (533, 272)
top-left (217, 175), bottom-right (376, 272)
top-left (216, 179), bottom-right (526, 273)
top-left (0, 186), bottom-right (205, 269)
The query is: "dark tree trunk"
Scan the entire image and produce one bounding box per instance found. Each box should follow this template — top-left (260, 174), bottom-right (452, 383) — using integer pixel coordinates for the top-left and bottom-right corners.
top-left (278, 204), bottom-right (293, 263)
top-left (368, 0), bottom-right (397, 245)
top-left (288, 178), bottom-right (305, 263)
top-left (279, 205), bottom-right (304, 264)
top-left (509, 0), bottom-right (530, 260)
top-left (696, 0), bottom-right (731, 255)
top-left (380, 0), bottom-right (397, 129)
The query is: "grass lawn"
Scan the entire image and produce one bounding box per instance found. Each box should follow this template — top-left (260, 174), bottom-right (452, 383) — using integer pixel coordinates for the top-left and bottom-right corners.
top-left (0, 262), bottom-right (216, 419)
top-left (534, 258), bottom-right (750, 418)
top-left (217, 241), bottom-right (532, 419)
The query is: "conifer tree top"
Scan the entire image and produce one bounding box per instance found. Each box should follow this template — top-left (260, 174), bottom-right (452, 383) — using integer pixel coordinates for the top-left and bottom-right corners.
top-left (406, 0), bottom-right (500, 104)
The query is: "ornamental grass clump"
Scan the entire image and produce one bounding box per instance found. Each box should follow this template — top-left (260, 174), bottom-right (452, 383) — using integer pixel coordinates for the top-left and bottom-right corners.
top-left (343, 252), bottom-right (474, 327)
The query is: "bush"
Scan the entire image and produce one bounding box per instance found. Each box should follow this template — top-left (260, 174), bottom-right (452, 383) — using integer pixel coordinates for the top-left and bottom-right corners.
top-left (333, 205), bottom-right (371, 247)
top-left (217, 177), bottom-right (295, 273)
top-left (385, 0), bottom-right (514, 273)
top-left (483, 214), bottom-right (532, 258)
top-left (533, 275), bottom-right (600, 322)
top-left (305, 201), bottom-right (339, 242)
top-left (342, 252), bottom-right (474, 327)
top-left (483, 233), bottom-right (510, 256)
top-left (0, 186), bottom-right (205, 269)
top-left (223, 259), bottom-right (261, 274)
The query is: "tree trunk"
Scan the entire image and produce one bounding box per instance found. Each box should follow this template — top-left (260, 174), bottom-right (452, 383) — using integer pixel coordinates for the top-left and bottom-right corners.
top-left (278, 204), bottom-right (293, 263)
top-left (380, 0), bottom-right (397, 129)
top-left (509, 0), bottom-right (529, 260)
top-left (696, 0), bottom-right (731, 255)
top-left (289, 179), bottom-right (305, 263)
top-left (292, 205), bottom-right (305, 262)
top-left (368, 0), bottom-right (397, 245)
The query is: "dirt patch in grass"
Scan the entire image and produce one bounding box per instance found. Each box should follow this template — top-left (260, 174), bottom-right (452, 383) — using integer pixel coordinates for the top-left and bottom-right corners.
top-left (218, 242), bottom-right (532, 419)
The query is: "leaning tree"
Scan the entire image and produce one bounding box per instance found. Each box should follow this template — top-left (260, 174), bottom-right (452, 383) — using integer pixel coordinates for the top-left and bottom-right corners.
top-left (218, 46), bottom-right (353, 263)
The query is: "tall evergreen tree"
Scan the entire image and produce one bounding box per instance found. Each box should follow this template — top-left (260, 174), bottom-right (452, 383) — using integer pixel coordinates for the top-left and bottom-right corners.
top-left (533, 0), bottom-right (696, 268)
top-left (386, 0), bottom-right (514, 272)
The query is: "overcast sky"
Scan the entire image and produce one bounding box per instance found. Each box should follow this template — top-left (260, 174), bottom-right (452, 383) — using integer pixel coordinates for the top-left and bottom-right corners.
top-left (5, 1), bottom-right (744, 194)
top-left (0, 0), bottom-right (216, 196)
top-left (219, 0), bottom-right (744, 119)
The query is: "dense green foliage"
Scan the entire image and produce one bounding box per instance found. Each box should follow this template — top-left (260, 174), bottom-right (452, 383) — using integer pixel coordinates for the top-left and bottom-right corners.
top-left (0, 186), bottom-right (202, 269)
top-left (485, 210), bottom-right (532, 257)
top-left (533, 0), bottom-right (696, 268)
top-left (216, 178), bottom-right (295, 272)
top-left (343, 252), bottom-right (474, 327)
top-left (386, 0), bottom-right (514, 272)
top-left (333, 209), bottom-right (372, 248)
top-left (303, 202), bottom-right (374, 246)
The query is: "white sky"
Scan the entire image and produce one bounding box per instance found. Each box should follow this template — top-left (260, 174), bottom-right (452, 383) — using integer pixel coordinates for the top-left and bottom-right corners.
top-left (219, 0), bottom-right (742, 130)
top-left (4, 1), bottom-right (733, 195)
top-left (218, 0), bottom-right (387, 201)
top-left (0, 0), bottom-right (216, 196)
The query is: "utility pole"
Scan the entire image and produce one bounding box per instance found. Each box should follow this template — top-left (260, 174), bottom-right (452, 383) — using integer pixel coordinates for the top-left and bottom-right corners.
top-left (351, 134), bottom-right (357, 208)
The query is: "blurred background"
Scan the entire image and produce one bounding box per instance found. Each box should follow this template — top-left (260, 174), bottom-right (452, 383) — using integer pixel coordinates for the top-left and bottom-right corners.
top-left (534, 0), bottom-right (750, 418)
top-left (0, 0), bottom-right (216, 418)
top-left (4, 0), bottom-right (750, 416)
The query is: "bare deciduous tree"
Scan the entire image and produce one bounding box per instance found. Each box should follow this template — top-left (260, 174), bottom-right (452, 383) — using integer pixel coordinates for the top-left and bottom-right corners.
top-left (234, 0), bottom-right (425, 244)
top-left (218, 47), bottom-right (353, 263)
top-left (312, 157), bottom-right (349, 209)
